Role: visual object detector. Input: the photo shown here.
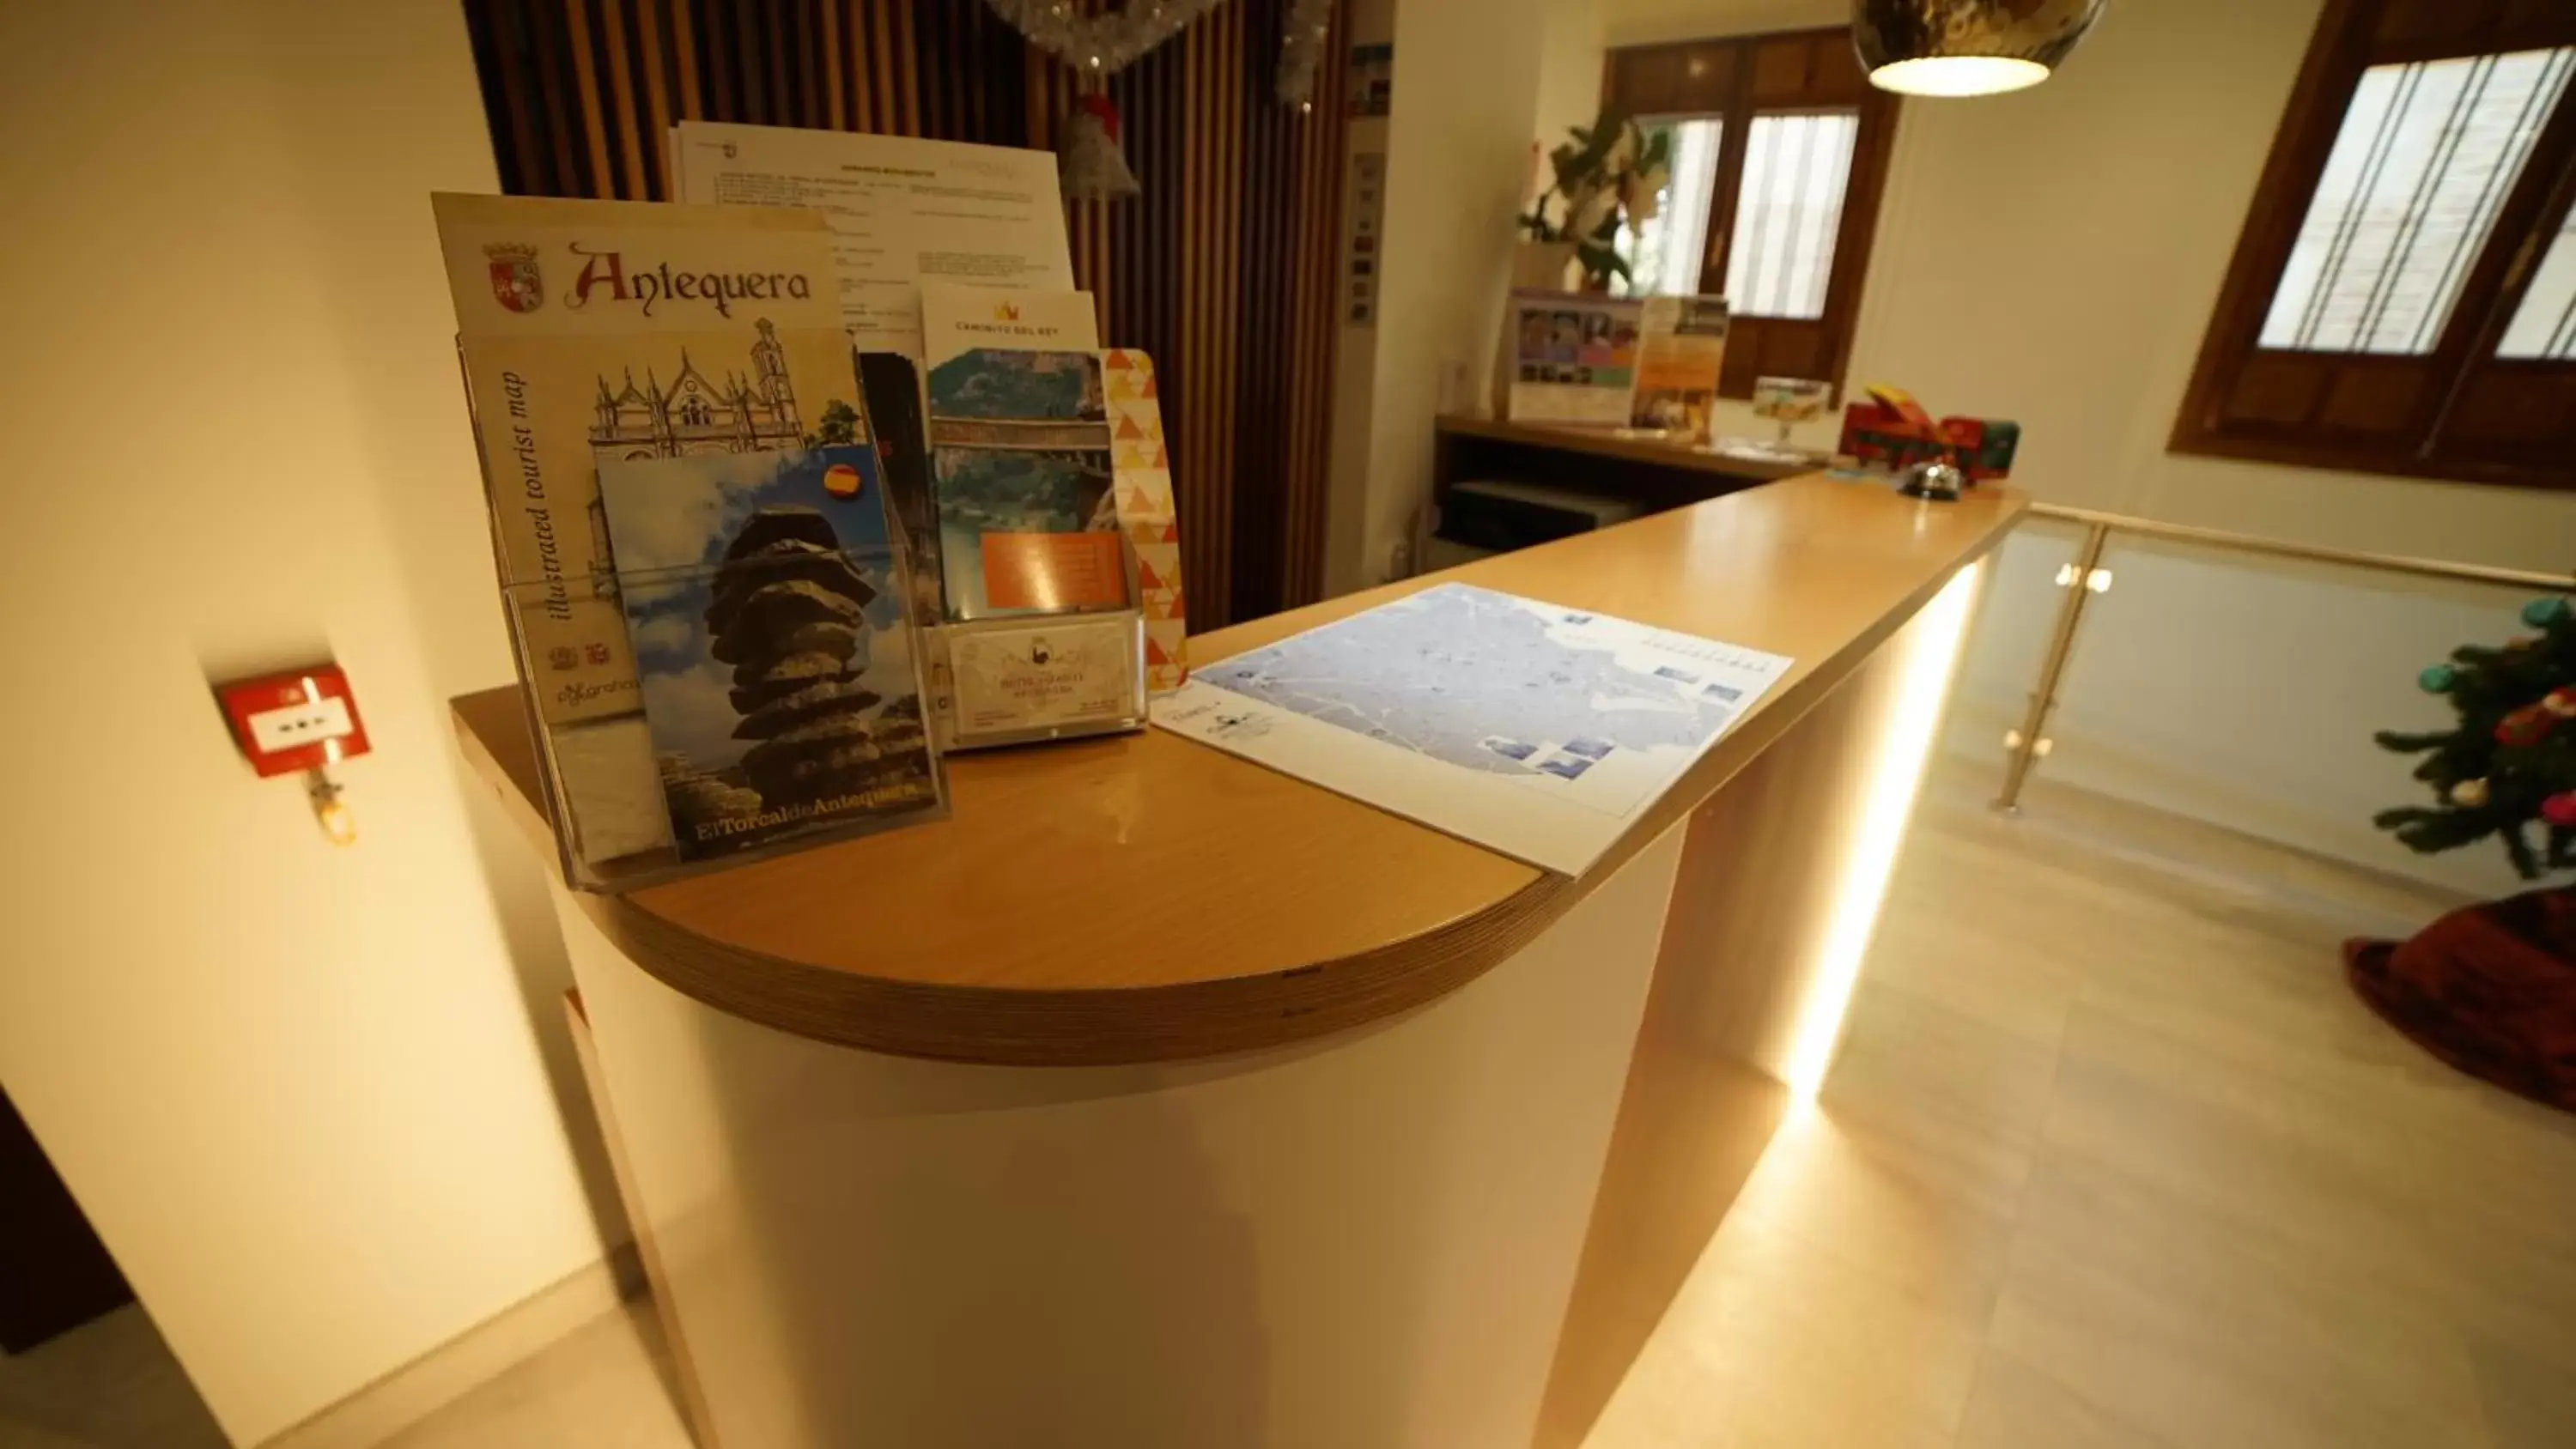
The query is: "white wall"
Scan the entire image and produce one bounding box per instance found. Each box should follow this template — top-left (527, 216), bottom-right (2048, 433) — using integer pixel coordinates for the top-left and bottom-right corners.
top-left (0, 2), bottom-right (619, 1443)
top-left (1534, 0), bottom-right (1608, 164)
top-left (1325, 0), bottom-right (1559, 592)
top-left (1583, 0), bottom-right (2575, 895)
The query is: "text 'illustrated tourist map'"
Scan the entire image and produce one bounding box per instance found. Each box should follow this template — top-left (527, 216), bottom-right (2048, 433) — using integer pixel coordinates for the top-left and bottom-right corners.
top-left (1151, 583), bottom-right (1792, 875)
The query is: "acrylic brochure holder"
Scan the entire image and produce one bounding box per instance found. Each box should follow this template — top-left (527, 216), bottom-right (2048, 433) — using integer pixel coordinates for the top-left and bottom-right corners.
top-left (924, 581), bottom-right (1150, 754)
top-left (465, 347), bottom-right (948, 895)
top-left (900, 343), bottom-right (1178, 753)
top-left (489, 554), bottom-right (951, 895)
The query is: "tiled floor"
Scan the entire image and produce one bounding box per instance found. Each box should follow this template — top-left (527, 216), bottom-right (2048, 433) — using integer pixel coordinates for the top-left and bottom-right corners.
top-left (0, 1307), bottom-right (226, 1449)
top-left (1587, 779), bottom-right (2576, 1449)
top-left (9, 773), bottom-right (2573, 1448)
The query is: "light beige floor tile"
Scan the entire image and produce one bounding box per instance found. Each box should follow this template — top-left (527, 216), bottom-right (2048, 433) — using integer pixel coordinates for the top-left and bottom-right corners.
top-left (1994, 1153), bottom-right (2492, 1449)
top-left (0, 1308), bottom-right (227, 1449)
top-left (2406, 1078), bottom-right (2576, 1258)
top-left (1583, 775), bottom-right (2565, 1449)
top-left (2400, 1188), bottom-right (2576, 1369)
top-left (2068, 932), bottom-right (2461, 1146)
top-left (1722, 984), bottom-right (2055, 1323)
top-left (374, 1301), bottom-right (689, 1449)
top-left (1862, 907), bottom-right (2086, 1050)
top-left (1585, 1215), bottom-right (1984, 1449)
top-left (1953, 1343), bottom-right (2182, 1449)
top-left (0, 1419), bottom-right (95, 1449)
top-left (1808, 979), bottom-right (2061, 1213)
top-left (2466, 1333), bottom-right (2576, 1449)
top-left (2050, 1002), bottom-right (2428, 1208)
top-left (1727, 1106), bottom-right (2025, 1322)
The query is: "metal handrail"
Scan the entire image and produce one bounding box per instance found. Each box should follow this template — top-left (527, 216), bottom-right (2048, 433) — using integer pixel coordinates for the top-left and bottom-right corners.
top-left (2024, 501), bottom-right (2576, 592)
top-left (1994, 502), bottom-right (2576, 811)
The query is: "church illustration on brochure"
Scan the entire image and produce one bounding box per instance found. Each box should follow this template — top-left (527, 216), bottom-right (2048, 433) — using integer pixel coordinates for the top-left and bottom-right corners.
top-left (576, 318), bottom-right (862, 595)
top-left (586, 318), bottom-right (808, 463)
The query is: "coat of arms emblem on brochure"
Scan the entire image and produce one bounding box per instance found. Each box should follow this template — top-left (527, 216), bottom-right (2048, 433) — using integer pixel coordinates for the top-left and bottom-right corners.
top-left (484, 243), bottom-right (544, 313)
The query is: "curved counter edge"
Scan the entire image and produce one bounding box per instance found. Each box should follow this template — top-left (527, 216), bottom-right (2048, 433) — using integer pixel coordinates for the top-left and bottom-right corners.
top-left (453, 477), bottom-right (2026, 1065)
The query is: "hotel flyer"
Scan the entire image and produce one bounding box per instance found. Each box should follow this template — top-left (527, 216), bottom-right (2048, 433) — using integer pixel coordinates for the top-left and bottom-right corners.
top-left (1153, 583), bottom-right (1792, 876)
top-left (668, 121), bottom-right (1077, 359)
top-left (947, 616), bottom-right (1141, 738)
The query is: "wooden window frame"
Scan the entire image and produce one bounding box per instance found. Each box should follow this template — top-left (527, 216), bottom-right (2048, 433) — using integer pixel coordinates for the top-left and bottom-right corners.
top-left (1603, 27), bottom-right (1900, 403)
top-left (2172, 0), bottom-right (2576, 493)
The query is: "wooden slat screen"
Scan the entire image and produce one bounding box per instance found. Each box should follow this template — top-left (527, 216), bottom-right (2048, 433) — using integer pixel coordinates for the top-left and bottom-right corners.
top-left (460, 0), bottom-right (1349, 626)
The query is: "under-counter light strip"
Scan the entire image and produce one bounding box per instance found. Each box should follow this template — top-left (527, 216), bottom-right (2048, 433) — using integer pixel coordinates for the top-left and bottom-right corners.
top-left (1782, 561), bottom-right (1985, 1098)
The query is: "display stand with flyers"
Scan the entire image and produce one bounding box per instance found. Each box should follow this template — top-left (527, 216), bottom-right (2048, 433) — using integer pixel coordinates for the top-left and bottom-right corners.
top-left (437, 193), bottom-right (951, 892)
top-left (436, 128), bottom-right (1188, 892)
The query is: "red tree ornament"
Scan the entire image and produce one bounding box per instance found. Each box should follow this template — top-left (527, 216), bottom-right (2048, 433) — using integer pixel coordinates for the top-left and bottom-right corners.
top-left (2497, 705), bottom-right (2555, 749)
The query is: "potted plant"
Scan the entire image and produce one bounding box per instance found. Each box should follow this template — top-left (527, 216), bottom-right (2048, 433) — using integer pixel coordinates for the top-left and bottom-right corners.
top-left (2348, 594), bottom-right (2576, 1109)
top-left (1518, 112), bottom-right (1671, 292)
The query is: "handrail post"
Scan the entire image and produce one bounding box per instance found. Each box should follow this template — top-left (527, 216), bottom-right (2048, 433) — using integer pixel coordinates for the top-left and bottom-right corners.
top-left (1996, 521), bottom-right (2111, 813)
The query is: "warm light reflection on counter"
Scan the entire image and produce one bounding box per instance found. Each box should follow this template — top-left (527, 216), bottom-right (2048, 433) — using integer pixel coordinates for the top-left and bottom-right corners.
top-left (1782, 561), bottom-right (1984, 1098)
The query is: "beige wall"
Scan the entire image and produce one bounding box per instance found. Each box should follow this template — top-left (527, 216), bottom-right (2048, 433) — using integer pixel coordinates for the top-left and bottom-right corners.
top-left (0, 1), bottom-right (618, 1442)
top-left (1327, 0), bottom-right (1559, 592)
top-left (1583, 0), bottom-right (2575, 894)
top-left (1534, 0), bottom-right (1608, 164)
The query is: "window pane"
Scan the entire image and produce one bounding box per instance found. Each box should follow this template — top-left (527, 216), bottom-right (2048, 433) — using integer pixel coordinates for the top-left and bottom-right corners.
top-left (2497, 209), bottom-right (2576, 360)
top-left (1619, 118), bottom-right (1723, 297)
top-left (2259, 48), bottom-right (2574, 355)
top-left (1725, 111), bottom-right (1860, 320)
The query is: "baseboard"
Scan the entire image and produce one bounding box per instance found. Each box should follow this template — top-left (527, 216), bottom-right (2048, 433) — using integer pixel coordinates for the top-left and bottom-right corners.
top-left (252, 1242), bottom-right (647, 1449)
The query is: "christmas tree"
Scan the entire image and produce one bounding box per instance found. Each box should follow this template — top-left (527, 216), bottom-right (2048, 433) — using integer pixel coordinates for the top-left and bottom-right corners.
top-left (2374, 595), bottom-right (2576, 880)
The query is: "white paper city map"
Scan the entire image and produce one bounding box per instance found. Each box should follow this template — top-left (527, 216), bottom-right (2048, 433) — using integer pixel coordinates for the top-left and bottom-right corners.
top-left (1150, 582), bottom-right (1794, 875)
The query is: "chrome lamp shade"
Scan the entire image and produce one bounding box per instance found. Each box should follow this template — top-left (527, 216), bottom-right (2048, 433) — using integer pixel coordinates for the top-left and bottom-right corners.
top-left (1854, 0), bottom-right (2107, 96)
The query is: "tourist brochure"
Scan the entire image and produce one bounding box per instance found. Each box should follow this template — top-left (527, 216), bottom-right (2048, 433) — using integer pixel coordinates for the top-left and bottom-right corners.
top-left (1631, 296), bottom-right (1730, 436)
top-left (923, 343), bottom-right (1122, 621)
top-left (434, 191), bottom-right (865, 868)
top-left (597, 446), bottom-right (942, 861)
top-left (919, 282), bottom-right (1102, 374)
top-left (1151, 583), bottom-right (1794, 875)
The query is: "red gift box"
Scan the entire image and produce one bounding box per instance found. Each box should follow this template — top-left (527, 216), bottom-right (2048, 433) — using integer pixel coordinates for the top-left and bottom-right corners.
top-left (1837, 385), bottom-right (2018, 482)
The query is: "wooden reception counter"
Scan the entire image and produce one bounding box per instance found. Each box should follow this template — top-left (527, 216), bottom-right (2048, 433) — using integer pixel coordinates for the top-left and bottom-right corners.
top-left (454, 472), bottom-right (2023, 1449)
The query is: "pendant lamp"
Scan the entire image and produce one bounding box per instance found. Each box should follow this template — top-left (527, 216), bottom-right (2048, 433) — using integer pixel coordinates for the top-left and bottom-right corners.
top-left (1854, 0), bottom-right (2106, 97)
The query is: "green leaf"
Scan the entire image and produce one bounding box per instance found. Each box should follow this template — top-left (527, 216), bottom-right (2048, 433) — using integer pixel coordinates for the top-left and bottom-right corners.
top-left (2372, 729), bottom-right (2452, 753)
top-left (1575, 239), bottom-right (1630, 285)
